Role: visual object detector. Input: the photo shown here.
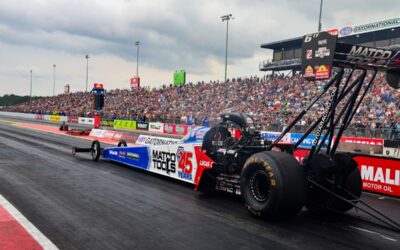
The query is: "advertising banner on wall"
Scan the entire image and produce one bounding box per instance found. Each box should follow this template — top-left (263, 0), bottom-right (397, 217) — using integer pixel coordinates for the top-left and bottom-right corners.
top-left (340, 136), bottom-right (383, 145)
top-left (114, 120), bottom-right (137, 130)
top-left (136, 122), bottom-right (149, 131)
top-left (78, 117), bottom-right (94, 125)
top-left (67, 116), bottom-right (79, 123)
top-left (163, 123), bottom-right (177, 135)
top-left (149, 122), bottom-right (164, 133)
top-left (260, 131), bottom-right (291, 143)
top-left (175, 124), bottom-right (189, 135)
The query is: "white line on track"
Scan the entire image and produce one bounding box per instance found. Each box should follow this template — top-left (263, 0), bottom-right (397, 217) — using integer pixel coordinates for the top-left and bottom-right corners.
top-left (0, 195), bottom-right (59, 250)
top-left (348, 225), bottom-right (397, 242)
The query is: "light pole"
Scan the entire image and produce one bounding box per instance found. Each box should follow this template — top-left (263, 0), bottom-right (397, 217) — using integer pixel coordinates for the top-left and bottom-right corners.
top-left (29, 70), bottom-right (33, 103)
top-left (318, 0), bottom-right (323, 32)
top-left (221, 14), bottom-right (233, 83)
top-left (85, 54), bottom-right (89, 92)
top-left (53, 64), bottom-right (56, 96)
top-left (135, 41), bottom-right (141, 77)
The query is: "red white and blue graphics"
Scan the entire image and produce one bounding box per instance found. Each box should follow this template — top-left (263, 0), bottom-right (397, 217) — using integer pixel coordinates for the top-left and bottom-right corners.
top-left (102, 127), bottom-right (214, 187)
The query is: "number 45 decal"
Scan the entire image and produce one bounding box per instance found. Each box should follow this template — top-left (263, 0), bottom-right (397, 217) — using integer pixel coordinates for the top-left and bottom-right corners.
top-left (177, 147), bottom-right (193, 174)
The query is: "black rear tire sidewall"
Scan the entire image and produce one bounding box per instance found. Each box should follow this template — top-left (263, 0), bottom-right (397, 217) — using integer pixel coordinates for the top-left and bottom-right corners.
top-left (240, 157), bottom-right (282, 217)
top-left (240, 151), bottom-right (306, 220)
top-left (91, 140), bottom-right (101, 161)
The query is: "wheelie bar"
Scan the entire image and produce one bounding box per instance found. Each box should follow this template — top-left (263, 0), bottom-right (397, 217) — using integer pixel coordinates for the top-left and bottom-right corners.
top-left (71, 147), bottom-right (92, 155)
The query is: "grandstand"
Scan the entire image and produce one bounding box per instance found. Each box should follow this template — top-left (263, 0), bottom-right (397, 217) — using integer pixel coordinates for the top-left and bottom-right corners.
top-left (5, 72), bottom-right (400, 140)
top-left (260, 18), bottom-right (400, 72)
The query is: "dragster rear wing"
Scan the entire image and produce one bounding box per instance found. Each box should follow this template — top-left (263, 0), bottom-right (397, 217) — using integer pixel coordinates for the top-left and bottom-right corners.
top-left (301, 31), bottom-right (400, 88)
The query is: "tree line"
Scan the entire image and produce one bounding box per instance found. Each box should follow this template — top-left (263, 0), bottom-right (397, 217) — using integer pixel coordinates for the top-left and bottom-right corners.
top-left (0, 95), bottom-right (40, 107)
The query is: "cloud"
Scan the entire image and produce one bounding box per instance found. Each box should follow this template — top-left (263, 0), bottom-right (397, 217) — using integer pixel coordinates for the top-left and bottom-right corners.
top-left (0, 0), bottom-right (398, 95)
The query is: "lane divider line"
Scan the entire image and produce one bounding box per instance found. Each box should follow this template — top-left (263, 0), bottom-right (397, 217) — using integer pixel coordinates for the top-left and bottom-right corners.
top-left (0, 195), bottom-right (59, 250)
top-left (348, 225), bottom-right (397, 242)
top-left (0, 119), bottom-right (16, 124)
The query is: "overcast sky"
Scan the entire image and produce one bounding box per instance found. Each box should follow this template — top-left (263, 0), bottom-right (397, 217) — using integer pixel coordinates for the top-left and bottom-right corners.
top-left (0, 0), bottom-right (399, 96)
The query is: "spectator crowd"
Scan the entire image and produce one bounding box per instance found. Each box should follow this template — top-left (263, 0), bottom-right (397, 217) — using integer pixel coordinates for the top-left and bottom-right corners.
top-left (6, 71), bottom-right (400, 138)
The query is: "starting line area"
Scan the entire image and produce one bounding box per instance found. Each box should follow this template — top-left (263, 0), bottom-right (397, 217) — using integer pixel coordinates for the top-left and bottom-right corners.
top-left (0, 195), bottom-right (58, 250)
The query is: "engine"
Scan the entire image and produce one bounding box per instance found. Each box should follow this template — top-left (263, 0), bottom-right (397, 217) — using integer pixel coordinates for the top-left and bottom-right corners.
top-left (202, 113), bottom-right (271, 174)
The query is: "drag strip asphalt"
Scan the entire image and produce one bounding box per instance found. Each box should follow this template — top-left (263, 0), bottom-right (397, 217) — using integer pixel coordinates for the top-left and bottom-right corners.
top-left (0, 121), bottom-right (399, 250)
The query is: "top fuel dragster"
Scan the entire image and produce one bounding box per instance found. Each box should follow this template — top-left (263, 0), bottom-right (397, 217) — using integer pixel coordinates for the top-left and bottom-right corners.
top-left (73, 31), bottom-right (400, 230)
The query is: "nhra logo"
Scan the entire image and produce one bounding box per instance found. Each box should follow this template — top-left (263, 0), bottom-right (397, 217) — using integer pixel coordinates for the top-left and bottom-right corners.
top-left (177, 146), bottom-right (193, 181)
top-left (340, 26), bottom-right (353, 36)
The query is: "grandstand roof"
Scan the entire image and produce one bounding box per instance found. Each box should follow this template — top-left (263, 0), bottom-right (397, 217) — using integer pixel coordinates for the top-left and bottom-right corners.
top-left (261, 37), bottom-right (302, 50)
top-left (261, 26), bottom-right (400, 50)
top-left (260, 18), bottom-right (400, 71)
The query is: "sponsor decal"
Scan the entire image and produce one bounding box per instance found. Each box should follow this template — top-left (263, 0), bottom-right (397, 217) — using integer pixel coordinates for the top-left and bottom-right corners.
top-left (306, 50), bottom-right (313, 59)
top-left (152, 150), bottom-right (176, 175)
top-left (136, 135), bottom-right (179, 145)
top-left (304, 65), bottom-right (314, 77)
top-left (199, 160), bottom-right (212, 168)
top-left (315, 47), bottom-right (330, 58)
top-left (127, 152), bottom-right (140, 160)
top-left (35, 114), bottom-right (44, 120)
top-left (109, 150), bottom-right (118, 156)
top-left (176, 146), bottom-right (193, 181)
top-left (355, 156), bottom-right (400, 197)
top-left (340, 26), bottom-right (353, 36)
top-left (118, 150), bottom-right (126, 158)
top-left (315, 65), bottom-right (330, 79)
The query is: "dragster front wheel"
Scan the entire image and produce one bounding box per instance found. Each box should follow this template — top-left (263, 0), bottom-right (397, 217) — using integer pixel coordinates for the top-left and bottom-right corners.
top-left (91, 140), bottom-right (101, 161)
top-left (240, 151), bottom-right (307, 220)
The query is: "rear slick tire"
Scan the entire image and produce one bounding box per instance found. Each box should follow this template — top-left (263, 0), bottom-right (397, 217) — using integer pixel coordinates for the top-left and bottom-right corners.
top-left (240, 151), bottom-right (307, 220)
